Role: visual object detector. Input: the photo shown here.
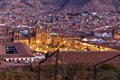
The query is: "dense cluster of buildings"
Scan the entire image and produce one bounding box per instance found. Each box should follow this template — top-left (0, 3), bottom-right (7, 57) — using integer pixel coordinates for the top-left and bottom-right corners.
top-left (0, 17), bottom-right (119, 68)
top-left (0, 1), bottom-right (119, 68)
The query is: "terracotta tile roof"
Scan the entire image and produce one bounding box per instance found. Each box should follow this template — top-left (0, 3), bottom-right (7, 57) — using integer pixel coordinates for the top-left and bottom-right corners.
top-left (33, 51), bottom-right (120, 67)
top-left (58, 51), bottom-right (120, 65)
top-left (32, 56), bottom-right (56, 67)
top-left (0, 42), bottom-right (34, 59)
top-left (0, 44), bottom-right (6, 55)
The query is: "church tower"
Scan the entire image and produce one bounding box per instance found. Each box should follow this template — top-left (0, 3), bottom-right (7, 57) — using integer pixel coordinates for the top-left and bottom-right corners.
top-left (113, 25), bottom-right (120, 39)
top-left (7, 27), bottom-right (14, 35)
top-left (13, 29), bottom-right (21, 42)
top-left (35, 21), bottom-right (42, 44)
top-left (46, 26), bottom-right (51, 44)
top-left (35, 26), bottom-right (41, 39)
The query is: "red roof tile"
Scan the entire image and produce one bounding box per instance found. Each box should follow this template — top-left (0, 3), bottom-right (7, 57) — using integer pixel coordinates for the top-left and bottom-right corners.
top-left (0, 42), bottom-right (34, 59)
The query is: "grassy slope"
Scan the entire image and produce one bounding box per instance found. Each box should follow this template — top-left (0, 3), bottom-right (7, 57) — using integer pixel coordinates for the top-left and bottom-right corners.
top-left (0, 64), bottom-right (119, 80)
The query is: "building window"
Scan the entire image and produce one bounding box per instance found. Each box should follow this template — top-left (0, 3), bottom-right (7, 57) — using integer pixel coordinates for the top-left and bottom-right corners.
top-left (3, 59), bottom-right (6, 61)
top-left (5, 46), bottom-right (17, 54)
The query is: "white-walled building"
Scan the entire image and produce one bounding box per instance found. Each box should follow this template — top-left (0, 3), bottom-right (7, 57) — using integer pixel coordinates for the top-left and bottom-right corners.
top-left (0, 42), bottom-right (35, 62)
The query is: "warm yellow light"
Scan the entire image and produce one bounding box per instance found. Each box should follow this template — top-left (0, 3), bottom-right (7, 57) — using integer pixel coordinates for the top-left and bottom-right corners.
top-left (44, 50), bottom-right (47, 53)
top-left (36, 40), bottom-right (40, 44)
top-left (35, 48), bottom-right (39, 52)
top-left (63, 40), bottom-right (66, 44)
top-left (19, 35), bottom-right (115, 52)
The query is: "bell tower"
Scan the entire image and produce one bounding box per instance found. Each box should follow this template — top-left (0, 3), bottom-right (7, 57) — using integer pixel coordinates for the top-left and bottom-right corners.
top-left (113, 25), bottom-right (120, 39)
top-left (35, 21), bottom-right (42, 44)
top-left (7, 27), bottom-right (14, 35)
top-left (35, 21), bottom-right (42, 39)
top-left (13, 29), bottom-right (21, 42)
top-left (46, 26), bottom-right (51, 44)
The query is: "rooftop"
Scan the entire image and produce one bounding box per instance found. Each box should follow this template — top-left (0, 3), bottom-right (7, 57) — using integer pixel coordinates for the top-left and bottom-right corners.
top-left (0, 42), bottom-right (34, 59)
top-left (33, 51), bottom-right (120, 67)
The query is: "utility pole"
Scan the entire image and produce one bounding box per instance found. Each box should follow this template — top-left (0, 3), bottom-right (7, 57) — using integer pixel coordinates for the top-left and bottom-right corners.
top-left (38, 64), bottom-right (41, 80)
top-left (38, 49), bottom-right (59, 80)
top-left (54, 50), bottom-right (59, 80)
top-left (93, 65), bottom-right (97, 80)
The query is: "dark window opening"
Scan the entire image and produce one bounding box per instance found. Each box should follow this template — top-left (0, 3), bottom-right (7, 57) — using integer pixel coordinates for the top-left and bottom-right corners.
top-left (5, 46), bottom-right (17, 54)
top-left (3, 59), bottom-right (6, 61)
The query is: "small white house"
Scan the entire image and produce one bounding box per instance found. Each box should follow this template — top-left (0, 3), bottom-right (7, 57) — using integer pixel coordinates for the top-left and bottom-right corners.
top-left (94, 30), bottom-right (112, 38)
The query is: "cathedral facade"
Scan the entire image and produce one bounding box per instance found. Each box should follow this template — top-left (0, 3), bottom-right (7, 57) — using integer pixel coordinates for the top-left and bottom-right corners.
top-left (7, 25), bottom-right (52, 46)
